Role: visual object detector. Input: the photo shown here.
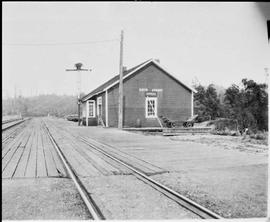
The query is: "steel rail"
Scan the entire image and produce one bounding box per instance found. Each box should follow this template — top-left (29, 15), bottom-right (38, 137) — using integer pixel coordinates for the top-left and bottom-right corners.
top-left (2, 119), bottom-right (26, 132)
top-left (42, 122), bottom-right (104, 220)
top-left (2, 118), bottom-right (23, 125)
top-left (78, 136), bottom-right (223, 219)
top-left (45, 119), bottom-right (223, 219)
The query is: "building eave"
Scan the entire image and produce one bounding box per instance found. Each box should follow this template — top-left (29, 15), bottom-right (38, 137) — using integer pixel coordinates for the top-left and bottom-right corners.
top-left (81, 90), bottom-right (104, 102)
top-left (82, 58), bottom-right (197, 102)
top-left (104, 59), bottom-right (197, 93)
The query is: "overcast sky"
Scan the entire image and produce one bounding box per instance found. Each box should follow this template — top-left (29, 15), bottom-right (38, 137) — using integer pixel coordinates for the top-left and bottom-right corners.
top-left (2, 2), bottom-right (270, 98)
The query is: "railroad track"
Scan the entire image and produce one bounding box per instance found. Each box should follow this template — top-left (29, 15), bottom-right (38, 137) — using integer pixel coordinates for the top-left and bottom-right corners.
top-left (44, 119), bottom-right (223, 220)
top-left (2, 118), bottom-right (22, 125)
top-left (2, 118), bottom-right (29, 144)
top-left (79, 136), bottom-right (222, 219)
top-left (2, 118), bottom-right (26, 132)
top-left (42, 121), bottom-right (105, 220)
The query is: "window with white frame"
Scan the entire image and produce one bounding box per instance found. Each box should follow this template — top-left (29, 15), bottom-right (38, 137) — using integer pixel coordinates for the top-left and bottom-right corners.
top-left (145, 97), bottom-right (157, 118)
top-left (88, 100), bottom-right (95, 117)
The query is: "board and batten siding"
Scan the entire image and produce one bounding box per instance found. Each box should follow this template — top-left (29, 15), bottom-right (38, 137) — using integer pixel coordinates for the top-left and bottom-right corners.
top-left (107, 63), bottom-right (192, 127)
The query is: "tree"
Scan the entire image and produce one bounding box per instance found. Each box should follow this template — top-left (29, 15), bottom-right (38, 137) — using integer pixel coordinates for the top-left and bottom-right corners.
top-left (2, 94), bottom-right (78, 118)
top-left (224, 79), bottom-right (268, 131)
top-left (193, 84), bottom-right (222, 121)
top-left (205, 84), bottom-right (221, 119)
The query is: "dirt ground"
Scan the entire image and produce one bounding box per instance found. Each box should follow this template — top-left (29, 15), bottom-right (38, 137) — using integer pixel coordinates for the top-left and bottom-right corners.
top-left (2, 178), bottom-right (91, 220)
top-left (11, 118), bottom-right (266, 219)
top-left (169, 134), bottom-right (268, 154)
top-left (61, 122), bottom-right (267, 219)
top-left (149, 134), bottom-right (268, 218)
top-left (152, 164), bottom-right (267, 218)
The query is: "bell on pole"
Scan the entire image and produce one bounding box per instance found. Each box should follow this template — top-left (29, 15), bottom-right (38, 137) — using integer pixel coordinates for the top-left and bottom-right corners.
top-left (75, 63), bottom-right (83, 70)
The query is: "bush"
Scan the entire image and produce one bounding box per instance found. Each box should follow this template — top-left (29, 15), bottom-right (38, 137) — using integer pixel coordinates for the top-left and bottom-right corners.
top-left (211, 128), bottom-right (240, 136)
top-left (249, 131), bottom-right (268, 140)
top-left (207, 118), bottom-right (238, 131)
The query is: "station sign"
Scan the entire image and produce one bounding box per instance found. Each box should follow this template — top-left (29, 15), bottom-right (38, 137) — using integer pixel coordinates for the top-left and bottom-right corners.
top-left (145, 91), bottom-right (157, 97)
top-left (139, 88), bottom-right (148, 92)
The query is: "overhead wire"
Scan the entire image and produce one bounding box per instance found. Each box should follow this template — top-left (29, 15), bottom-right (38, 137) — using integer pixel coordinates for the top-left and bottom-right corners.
top-left (2, 38), bottom-right (120, 46)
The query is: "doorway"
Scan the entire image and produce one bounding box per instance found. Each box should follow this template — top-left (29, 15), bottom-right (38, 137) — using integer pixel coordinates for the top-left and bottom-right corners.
top-left (97, 97), bottom-right (103, 126)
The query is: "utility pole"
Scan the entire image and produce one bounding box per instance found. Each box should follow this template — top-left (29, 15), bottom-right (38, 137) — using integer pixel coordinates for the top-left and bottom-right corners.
top-left (66, 63), bottom-right (91, 126)
top-left (118, 30), bottom-right (124, 129)
top-left (264, 68), bottom-right (269, 85)
top-left (13, 85), bottom-right (17, 116)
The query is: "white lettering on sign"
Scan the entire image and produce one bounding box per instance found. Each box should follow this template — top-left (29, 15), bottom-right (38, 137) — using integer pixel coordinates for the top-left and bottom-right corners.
top-left (145, 91), bottom-right (157, 97)
top-left (152, 89), bottom-right (163, 92)
top-left (139, 88), bottom-right (148, 92)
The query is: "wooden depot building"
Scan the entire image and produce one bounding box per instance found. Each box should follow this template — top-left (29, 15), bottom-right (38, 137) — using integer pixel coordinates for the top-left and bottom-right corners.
top-left (81, 59), bottom-right (196, 128)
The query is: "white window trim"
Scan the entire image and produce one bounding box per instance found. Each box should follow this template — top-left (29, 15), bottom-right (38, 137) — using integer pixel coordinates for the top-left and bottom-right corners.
top-left (88, 100), bottom-right (96, 118)
top-left (145, 97), bottom-right (157, 118)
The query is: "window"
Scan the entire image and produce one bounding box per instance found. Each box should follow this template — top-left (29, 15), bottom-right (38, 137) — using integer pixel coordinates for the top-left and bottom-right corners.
top-left (145, 97), bottom-right (157, 118)
top-left (88, 100), bottom-right (95, 117)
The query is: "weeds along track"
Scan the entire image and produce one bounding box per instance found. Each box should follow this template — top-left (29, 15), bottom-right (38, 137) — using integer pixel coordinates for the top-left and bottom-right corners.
top-left (44, 119), bottom-right (223, 219)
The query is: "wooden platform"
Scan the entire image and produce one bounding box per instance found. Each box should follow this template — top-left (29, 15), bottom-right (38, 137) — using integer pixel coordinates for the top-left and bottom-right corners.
top-left (163, 127), bottom-right (212, 136)
top-left (2, 118), bottom-right (67, 179)
top-left (44, 118), bottom-right (166, 176)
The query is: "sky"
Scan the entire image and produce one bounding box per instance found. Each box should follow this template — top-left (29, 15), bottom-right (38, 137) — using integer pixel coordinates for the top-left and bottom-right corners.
top-left (2, 2), bottom-right (270, 99)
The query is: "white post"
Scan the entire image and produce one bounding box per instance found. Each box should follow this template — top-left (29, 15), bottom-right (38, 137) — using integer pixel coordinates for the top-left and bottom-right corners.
top-left (77, 70), bottom-right (82, 126)
top-left (191, 91), bottom-right (194, 117)
top-left (105, 90), bottom-right (108, 127)
top-left (86, 100), bottom-right (89, 126)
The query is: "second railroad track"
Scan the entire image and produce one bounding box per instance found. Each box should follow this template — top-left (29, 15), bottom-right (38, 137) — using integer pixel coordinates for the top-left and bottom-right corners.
top-left (44, 119), bottom-right (223, 220)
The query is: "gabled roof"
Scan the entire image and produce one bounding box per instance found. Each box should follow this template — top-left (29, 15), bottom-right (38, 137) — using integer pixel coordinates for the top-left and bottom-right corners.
top-left (81, 58), bottom-right (196, 102)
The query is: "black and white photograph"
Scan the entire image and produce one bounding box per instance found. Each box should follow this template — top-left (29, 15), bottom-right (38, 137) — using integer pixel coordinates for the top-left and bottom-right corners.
top-left (2, 2), bottom-right (270, 220)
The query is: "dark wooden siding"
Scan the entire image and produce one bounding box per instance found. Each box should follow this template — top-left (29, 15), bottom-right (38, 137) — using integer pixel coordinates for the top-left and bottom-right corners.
top-left (107, 63), bottom-right (192, 127)
top-left (82, 117), bottom-right (97, 126)
top-left (108, 88), bottom-right (119, 127)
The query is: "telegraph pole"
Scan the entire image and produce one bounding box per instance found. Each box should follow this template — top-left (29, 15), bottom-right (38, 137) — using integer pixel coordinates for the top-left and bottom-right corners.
top-left (14, 86), bottom-right (17, 115)
top-left (118, 30), bottom-right (124, 129)
top-left (264, 68), bottom-right (269, 84)
top-left (66, 63), bottom-right (91, 126)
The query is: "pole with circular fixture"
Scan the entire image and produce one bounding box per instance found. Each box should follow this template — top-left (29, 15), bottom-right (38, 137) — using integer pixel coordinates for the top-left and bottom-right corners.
top-left (66, 63), bottom-right (91, 126)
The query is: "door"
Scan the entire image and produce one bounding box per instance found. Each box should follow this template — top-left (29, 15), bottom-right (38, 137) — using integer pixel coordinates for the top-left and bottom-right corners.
top-left (97, 97), bottom-right (103, 125)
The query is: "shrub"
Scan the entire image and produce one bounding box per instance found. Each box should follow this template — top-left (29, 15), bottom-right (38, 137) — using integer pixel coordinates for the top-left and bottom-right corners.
top-left (249, 131), bottom-right (268, 140)
top-left (207, 118), bottom-right (238, 131)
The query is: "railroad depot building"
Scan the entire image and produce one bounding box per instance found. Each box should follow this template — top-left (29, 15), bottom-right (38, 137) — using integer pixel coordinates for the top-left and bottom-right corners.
top-left (81, 59), bottom-right (196, 128)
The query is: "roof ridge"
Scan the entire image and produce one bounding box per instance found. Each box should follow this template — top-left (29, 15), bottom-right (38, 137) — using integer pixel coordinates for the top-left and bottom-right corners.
top-left (81, 58), bottom-right (196, 102)
top-left (81, 59), bottom-right (152, 101)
